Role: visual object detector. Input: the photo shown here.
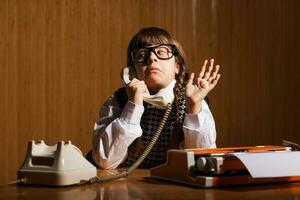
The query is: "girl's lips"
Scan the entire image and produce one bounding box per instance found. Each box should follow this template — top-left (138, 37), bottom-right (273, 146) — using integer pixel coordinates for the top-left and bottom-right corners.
top-left (146, 66), bottom-right (160, 75)
top-left (149, 68), bottom-right (160, 72)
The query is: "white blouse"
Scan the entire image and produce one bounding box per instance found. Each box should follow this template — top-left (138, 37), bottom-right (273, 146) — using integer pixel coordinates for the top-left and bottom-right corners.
top-left (92, 82), bottom-right (217, 169)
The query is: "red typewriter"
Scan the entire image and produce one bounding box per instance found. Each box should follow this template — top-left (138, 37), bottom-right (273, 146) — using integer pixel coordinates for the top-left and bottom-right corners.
top-left (150, 144), bottom-right (300, 188)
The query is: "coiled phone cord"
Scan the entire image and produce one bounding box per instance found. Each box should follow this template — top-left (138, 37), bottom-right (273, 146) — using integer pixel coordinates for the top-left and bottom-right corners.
top-left (85, 103), bottom-right (172, 184)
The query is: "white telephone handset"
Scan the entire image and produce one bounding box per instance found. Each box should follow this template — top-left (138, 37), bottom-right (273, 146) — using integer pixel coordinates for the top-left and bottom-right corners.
top-left (121, 66), bottom-right (174, 108)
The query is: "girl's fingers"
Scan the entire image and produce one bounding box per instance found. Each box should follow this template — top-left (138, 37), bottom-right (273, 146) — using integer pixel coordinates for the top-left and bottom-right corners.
top-left (129, 79), bottom-right (149, 92)
top-left (199, 60), bottom-right (208, 78)
top-left (191, 59), bottom-right (221, 90)
top-left (197, 77), bottom-right (201, 86)
top-left (203, 59), bottom-right (214, 80)
top-left (212, 65), bottom-right (220, 79)
top-left (210, 74), bottom-right (221, 88)
top-left (208, 65), bottom-right (220, 83)
top-left (188, 72), bottom-right (195, 85)
top-left (210, 58), bottom-right (214, 67)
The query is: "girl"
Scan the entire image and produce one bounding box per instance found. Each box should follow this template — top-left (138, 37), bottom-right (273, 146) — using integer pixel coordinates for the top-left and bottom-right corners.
top-left (92, 27), bottom-right (221, 169)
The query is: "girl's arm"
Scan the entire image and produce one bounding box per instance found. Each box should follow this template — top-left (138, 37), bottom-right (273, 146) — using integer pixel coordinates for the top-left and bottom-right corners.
top-left (182, 100), bottom-right (217, 148)
top-left (183, 59), bottom-right (220, 148)
top-left (92, 95), bottom-right (144, 169)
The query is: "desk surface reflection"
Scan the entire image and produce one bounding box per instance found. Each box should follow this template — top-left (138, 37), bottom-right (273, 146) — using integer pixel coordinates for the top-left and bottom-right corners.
top-left (1, 169), bottom-right (300, 200)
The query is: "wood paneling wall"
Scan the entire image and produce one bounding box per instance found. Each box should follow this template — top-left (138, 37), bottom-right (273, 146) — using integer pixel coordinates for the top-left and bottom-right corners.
top-left (0, 0), bottom-right (299, 184)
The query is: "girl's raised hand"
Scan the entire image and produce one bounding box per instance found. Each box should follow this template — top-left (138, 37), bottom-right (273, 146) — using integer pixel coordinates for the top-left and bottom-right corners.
top-left (185, 59), bottom-right (221, 114)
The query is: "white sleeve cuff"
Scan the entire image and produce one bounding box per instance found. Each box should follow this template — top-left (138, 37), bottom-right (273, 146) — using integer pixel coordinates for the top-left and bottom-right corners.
top-left (182, 100), bottom-right (216, 148)
top-left (183, 100), bottom-right (209, 129)
top-left (120, 101), bottom-right (144, 125)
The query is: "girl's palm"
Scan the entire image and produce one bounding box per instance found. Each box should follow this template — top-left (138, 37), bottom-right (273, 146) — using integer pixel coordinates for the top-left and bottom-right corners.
top-left (185, 59), bottom-right (221, 113)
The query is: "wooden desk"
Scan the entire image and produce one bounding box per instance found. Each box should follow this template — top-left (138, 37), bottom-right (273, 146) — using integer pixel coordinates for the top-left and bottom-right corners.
top-left (1, 169), bottom-right (300, 200)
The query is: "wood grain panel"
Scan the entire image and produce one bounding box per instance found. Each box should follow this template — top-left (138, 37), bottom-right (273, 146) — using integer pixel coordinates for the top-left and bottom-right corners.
top-left (210, 0), bottom-right (300, 146)
top-left (0, 0), bottom-right (299, 185)
top-left (0, 0), bottom-right (9, 184)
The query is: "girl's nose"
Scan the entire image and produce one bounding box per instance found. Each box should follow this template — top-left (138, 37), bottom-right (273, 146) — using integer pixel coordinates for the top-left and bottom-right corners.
top-left (147, 52), bottom-right (158, 63)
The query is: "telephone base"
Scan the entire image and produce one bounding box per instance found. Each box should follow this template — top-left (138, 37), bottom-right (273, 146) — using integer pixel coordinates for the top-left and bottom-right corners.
top-left (17, 140), bottom-right (97, 186)
top-left (18, 168), bottom-right (96, 186)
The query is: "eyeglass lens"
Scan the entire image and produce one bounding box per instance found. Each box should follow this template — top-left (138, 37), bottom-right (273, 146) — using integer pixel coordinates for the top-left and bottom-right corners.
top-left (132, 45), bottom-right (174, 63)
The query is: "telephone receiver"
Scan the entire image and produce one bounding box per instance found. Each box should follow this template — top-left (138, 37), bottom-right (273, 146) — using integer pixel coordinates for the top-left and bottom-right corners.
top-left (121, 66), bottom-right (174, 108)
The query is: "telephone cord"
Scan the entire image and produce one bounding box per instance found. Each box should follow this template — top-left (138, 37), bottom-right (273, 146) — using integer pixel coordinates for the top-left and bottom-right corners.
top-left (85, 103), bottom-right (172, 184)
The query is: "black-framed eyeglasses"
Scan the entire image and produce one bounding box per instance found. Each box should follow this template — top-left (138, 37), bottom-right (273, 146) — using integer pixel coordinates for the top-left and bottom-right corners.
top-left (131, 44), bottom-right (176, 63)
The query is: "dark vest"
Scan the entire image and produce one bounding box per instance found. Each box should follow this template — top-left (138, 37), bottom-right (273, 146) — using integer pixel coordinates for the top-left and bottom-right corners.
top-left (115, 87), bottom-right (186, 168)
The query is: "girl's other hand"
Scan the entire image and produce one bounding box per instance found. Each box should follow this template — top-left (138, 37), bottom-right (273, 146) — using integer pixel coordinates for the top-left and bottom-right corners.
top-left (185, 59), bottom-right (221, 114)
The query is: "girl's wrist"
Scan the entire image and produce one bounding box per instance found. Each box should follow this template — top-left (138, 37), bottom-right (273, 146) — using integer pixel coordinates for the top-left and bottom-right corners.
top-left (132, 95), bottom-right (143, 105)
top-left (186, 102), bottom-right (202, 114)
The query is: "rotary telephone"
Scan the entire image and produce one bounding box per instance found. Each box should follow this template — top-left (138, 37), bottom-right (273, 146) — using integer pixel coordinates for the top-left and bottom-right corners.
top-left (17, 140), bottom-right (97, 186)
top-left (121, 66), bottom-right (174, 108)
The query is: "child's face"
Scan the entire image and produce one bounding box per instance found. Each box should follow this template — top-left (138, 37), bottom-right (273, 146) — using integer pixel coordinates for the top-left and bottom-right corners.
top-left (133, 45), bottom-right (179, 92)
